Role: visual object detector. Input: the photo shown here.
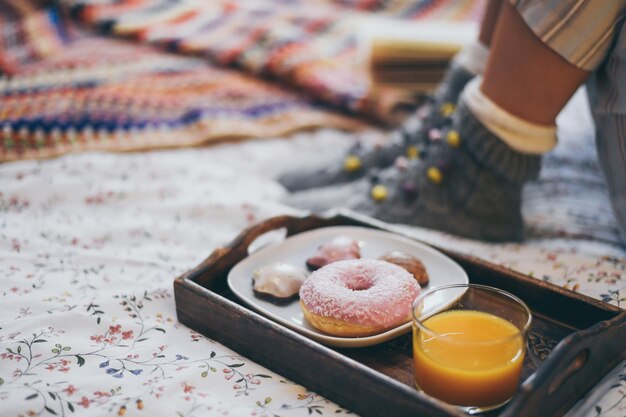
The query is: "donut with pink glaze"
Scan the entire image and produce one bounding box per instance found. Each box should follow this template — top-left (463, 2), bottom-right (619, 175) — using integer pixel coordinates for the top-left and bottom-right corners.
top-left (299, 259), bottom-right (420, 337)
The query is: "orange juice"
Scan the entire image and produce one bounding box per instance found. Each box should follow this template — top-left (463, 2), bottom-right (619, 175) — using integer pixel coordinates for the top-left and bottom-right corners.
top-left (413, 310), bottom-right (524, 407)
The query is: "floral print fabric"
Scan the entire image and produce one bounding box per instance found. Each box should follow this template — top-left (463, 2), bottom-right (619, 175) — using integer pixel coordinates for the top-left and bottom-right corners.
top-left (1, 95), bottom-right (625, 416)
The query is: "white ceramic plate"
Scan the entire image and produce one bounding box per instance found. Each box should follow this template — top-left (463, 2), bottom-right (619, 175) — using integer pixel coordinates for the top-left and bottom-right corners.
top-left (227, 226), bottom-right (468, 348)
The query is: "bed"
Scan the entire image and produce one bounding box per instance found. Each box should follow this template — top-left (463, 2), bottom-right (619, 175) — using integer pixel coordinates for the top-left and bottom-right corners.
top-left (1, 1), bottom-right (624, 416)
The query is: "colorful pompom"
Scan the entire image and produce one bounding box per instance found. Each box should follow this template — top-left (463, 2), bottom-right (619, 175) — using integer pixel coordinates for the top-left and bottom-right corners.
top-left (426, 167), bottom-right (443, 184)
top-left (371, 184), bottom-right (388, 201)
top-left (343, 155), bottom-right (362, 172)
top-left (446, 130), bottom-right (460, 147)
top-left (440, 102), bottom-right (456, 117)
top-left (428, 128), bottom-right (442, 141)
top-left (401, 180), bottom-right (418, 198)
top-left (406, 145), bottom-right (419, 159)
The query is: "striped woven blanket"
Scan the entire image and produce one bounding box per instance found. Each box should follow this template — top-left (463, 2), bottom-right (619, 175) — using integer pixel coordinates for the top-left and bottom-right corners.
top-left (0, 0), bottom-right (482, 162)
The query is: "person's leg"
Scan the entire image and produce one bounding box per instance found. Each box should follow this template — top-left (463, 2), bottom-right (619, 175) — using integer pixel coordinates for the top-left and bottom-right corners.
top-left (478, 0), bottom-right (504, 47)
top-left (593, 112), bottom-right (626, 243)
top-left (278, 1), bottom-right (501, 192)
top-left (429, 0), bottom-right (504, 104)
top-left (502, 0), bottom-right (626, 240)
top-left (463, 0), bottom-right (591, 158)
top-left (481, 2), bottom-right (589, 126)
top-left (587, 17), bottom-right (626, 243)
top-left (287, 1), bottom-right (621, 242)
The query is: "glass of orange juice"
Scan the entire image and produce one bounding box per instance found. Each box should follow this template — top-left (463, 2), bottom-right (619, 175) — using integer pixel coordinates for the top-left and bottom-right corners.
top-left (412, 284), bottom-right (532, 414)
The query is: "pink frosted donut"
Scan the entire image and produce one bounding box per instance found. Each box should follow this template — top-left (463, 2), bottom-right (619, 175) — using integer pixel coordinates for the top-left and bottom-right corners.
top-left (299, 259), bottom-right (420, 337)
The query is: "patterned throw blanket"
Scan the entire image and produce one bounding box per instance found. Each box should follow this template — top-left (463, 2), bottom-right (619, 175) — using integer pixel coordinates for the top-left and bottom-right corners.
top-left (0, 0), bottom-right (482, 162)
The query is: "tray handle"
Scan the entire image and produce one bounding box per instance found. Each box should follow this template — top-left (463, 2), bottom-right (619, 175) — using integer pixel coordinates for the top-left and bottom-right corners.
top-left (190, 213), bottom-right (343, 285)
top-left (502, 311), bottom-right (626, 417)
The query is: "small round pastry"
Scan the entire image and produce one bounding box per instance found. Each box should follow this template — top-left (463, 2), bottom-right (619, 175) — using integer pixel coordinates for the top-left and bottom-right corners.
top-left (379, 251), bottom-right (429, 286)
top-left (299, 259), bottom-right (420, 337)
top-left (252, 263), bottom-right (308, 304)
top-left (305, 236), bottom-right (361, 271)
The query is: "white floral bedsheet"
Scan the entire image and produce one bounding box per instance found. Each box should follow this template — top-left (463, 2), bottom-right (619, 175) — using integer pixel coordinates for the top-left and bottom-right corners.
top-left (1, 92), bottom-right (625, 417)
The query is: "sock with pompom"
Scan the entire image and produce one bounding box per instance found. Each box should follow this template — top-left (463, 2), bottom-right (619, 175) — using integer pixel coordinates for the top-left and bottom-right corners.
top-left (278, 42), bottom-right (489, 192)
top-left (286, 78), bottom-right (556, 242)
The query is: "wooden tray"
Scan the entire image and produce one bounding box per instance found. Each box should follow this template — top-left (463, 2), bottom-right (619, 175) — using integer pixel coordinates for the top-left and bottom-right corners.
top-left (174, 210), bottom-right (626, 417)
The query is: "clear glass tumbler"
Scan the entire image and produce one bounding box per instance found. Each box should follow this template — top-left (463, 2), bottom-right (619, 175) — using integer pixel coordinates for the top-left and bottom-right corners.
top-left (412, 284), bottom-right (532, 414)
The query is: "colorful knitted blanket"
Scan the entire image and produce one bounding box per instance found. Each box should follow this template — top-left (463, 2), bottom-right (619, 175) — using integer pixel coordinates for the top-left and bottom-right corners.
top-left (0, 0), bottom-right (482, 162)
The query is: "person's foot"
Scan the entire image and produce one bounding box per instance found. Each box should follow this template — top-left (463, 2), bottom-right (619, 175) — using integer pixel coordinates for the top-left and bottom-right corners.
top-left (285, 99), bottom-right (542, 242)
top-left (278, 63), bottom-right (476, 192)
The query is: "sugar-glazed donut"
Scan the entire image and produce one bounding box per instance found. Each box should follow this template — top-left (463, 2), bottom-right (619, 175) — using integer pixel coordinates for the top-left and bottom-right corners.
top-left (299, 259), bottom-right (420, 337)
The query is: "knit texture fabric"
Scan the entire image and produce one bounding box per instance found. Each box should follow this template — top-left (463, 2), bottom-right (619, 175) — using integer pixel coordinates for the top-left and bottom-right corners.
top-left (278, 62), bottom-right (477, 191)
top-left (0, 0), bottom-right (485, 162)
top-left (286, 99), bottom-right (542, 241)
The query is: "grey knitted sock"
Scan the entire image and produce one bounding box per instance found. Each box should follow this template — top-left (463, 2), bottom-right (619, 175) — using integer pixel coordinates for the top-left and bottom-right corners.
top-left (286, 99), bottom-right (542, 242)
top-left (278, 62), bottom-right (476, 192)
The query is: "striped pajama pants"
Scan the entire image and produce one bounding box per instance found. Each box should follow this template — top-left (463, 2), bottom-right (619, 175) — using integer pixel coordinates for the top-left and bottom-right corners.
top-left (511, 0), bottom-right (626, 240)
